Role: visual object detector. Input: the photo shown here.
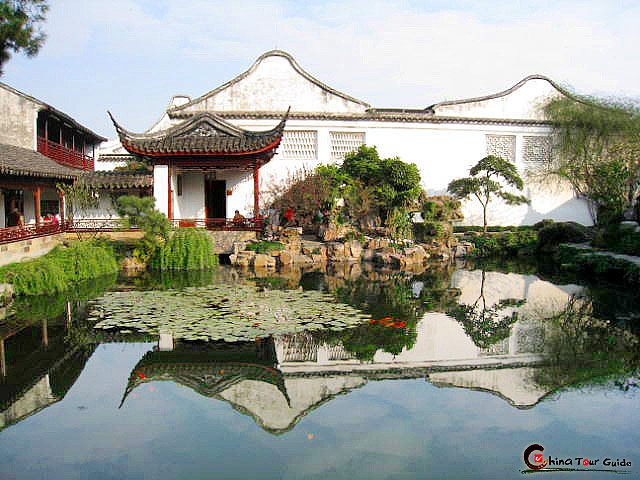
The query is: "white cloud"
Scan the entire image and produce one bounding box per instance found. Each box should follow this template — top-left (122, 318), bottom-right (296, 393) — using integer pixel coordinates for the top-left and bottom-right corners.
top-left (4, 0), bottom-right (637, 136)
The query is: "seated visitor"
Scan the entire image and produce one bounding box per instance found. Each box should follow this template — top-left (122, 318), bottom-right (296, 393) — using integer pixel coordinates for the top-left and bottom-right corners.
top-left (284, 207), bottom-right (295, 226)
top-left (232, 210), bottom-right (246, 225)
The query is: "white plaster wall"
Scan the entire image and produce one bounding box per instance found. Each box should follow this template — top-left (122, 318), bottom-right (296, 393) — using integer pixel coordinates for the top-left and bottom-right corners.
top-left (154, 165), bottom-right (169, 216)
top-left (175, 172), bottom-right (205, 219)
top-left (232, 117), bottom-right (593, 226)
top-left (23, 190), bottom-right (35, 223)
top-left (433, 77), bottom-right (561, 120)
top-left (181, 55), bottom-right (367, 114)
top-left (76, 195), bottom-right (118, 219)
top-left (217, 170), bottom-right (254, 217)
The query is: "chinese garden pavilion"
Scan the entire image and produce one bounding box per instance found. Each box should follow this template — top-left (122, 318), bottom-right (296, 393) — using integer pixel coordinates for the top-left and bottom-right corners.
top-left (108, 109), bottom-right (288, 225)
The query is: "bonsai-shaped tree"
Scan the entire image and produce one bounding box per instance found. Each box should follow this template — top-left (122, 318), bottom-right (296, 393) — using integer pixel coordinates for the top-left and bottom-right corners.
top-left (447, 155), bottom-right (529, 232)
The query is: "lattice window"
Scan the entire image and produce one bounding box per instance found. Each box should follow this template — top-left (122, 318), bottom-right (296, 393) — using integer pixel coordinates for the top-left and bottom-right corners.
top-left (486, 134), bottom-right (516, 162)
top-left (279, 130), bottom-right (317, 160)
top-left (523, 136), bottom-right (552, 164)
top-left (330, 132), bottom-right (365, 161)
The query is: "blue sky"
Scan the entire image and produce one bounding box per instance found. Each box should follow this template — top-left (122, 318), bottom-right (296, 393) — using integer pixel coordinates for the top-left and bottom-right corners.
top-left (2, 0), bottom-right (638, 138)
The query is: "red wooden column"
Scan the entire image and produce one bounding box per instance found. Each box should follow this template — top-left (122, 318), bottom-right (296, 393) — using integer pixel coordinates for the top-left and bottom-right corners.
top-left (253, 162), bottom-right (260, 219)
top-left (34, 187), bottom-right (42, 225)
top-left (167, 165), bottom-right (173, 220)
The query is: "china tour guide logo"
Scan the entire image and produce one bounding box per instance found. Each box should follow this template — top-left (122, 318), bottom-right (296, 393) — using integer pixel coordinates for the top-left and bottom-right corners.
top-left (523, 444), bottom-right (632, 474)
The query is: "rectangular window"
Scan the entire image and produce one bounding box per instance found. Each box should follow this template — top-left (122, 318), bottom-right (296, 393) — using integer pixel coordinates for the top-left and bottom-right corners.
top-left (177, 174), bottom-right (183, 196)
top-left (330, 132), bottom-right (365, 162)
top-left (279, 130), bottom-right (318, 160)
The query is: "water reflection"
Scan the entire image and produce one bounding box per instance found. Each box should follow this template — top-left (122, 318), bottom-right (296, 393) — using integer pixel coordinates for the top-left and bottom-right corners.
top-left (0, 308), bottom-right (95, 431)
top-left (2, 263), bottom-right (638, 438)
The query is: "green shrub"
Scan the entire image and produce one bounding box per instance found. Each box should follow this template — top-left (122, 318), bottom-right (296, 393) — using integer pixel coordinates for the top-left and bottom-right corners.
top-left (533, 219), bottom-right (555, 231)
top-left (245, 240), bottom-right (285, 254)
top-left (537, 222), bottom-right (588, 252)
top-left (151, 228), bottom-right (218, 271)
top-left (556, 245), bottom-right (640, 284)
top-left (0, 240), bottom-right (118, 295)
top-left (414, 221), bottom-right (451, 241)
top-left (453, 225), bottom-right (534, 233)
top-left (595, 223), bottom-right (640, 256)
top-left (469, 231), bottom-right (538, 258)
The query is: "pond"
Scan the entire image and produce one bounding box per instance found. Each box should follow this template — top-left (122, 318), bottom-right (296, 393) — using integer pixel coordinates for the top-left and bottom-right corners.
top-left (0, 261), bottom-right (638, 479)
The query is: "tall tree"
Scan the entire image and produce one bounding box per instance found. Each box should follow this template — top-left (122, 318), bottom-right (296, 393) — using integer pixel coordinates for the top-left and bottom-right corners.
top-left (447, 155), bottom-right (529, 232)
top-left (0, 0), bottom-right (48, 75)
top-left (534, 95), bottom-right (640, 225)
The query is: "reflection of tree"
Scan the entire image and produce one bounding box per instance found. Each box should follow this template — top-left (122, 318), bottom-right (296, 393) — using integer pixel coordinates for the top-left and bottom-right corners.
top-left (321, 268), bottom-right (460, 361)
top-left (10, 273), bottom-right (117, 323)
top-left (532, 295), bottom-right (640, 392)
top-left (447, 271), bottom-right (525, 349)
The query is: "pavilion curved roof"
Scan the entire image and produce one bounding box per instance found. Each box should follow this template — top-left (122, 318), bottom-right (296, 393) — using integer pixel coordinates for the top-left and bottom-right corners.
top-left (108, 109), bottom-right (289, 157)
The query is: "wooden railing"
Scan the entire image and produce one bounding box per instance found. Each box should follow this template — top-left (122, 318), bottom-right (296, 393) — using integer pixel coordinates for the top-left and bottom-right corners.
top-left (0, 222), bottom-right (64, 245)
top-left (0, 218), bottom-right (262, 245)
top-left (64, 218), bottom-right (132, 232)
top-left (37, 136), bottom-right (94, 171)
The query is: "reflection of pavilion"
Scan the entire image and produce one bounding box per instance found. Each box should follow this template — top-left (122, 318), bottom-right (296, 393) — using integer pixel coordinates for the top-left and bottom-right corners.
top-left (118, 270), bottom-right (584, 433)
top-left (0, 314), bottom-right (95, 431)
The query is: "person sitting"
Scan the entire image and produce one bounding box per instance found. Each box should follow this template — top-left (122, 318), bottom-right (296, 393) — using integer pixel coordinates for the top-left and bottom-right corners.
top-left (232, 210), bottom-right (246, 225)
top-left (284, 207), bottom-right (295, 226)
top-left (7, 207), bottom-right (23, 227)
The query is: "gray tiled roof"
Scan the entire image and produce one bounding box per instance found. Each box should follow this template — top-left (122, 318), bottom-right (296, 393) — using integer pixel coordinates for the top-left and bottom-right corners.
top-left (109, 110), bottom-right (288, 156)
top-left (82, 171), bottom-right (153, 189)
top-left (168, 109), bottom-right (552, 126)
top-left (0, 143), bottom-right (79, 179)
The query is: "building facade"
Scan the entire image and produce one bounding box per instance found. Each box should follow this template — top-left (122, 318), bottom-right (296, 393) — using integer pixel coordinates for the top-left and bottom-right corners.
top-left (100, 50), bottom-right (593, 226)
top-left (0, 82), bottom-right (106, 228)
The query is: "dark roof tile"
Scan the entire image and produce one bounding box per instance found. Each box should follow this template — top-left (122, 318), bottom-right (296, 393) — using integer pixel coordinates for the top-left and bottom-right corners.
top-left (0, 143), bottom-right (79, 179)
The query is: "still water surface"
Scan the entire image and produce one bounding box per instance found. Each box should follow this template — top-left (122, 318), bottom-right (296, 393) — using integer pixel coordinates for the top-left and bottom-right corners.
top-left (1, 263), bottom-right (638, 479)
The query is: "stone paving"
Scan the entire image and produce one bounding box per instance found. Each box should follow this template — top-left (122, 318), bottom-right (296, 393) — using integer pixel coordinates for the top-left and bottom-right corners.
top-left (567, 243), bottom-right (640, 265)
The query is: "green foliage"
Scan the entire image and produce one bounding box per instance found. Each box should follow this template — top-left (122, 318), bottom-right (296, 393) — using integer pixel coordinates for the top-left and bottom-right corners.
top-left (343, 146), bottom-right (422, 211)
top-left (151, 228), bottom-right (218, 271)
top-left (447, 270), bottom-right (525, 348)
top-left (468, 231), bottom-right (538, 258)
top-left (421, 195), bottom-right (462, 222)
top-left (267, 145), bottom-right (423, 234)
top-left (115, 196), bottom-right (171, 240)
top-left (267, 167), bottom-right (335, 230)
top-left (593, 223), bottom-right (640, 256)
top-left (116, 195), bottom-right (172, 263)
top-left (386, 207), bottom-right (413, 241)
top-left (0, 0), bottom-right (48, 75)
top-left (536, 222), bottom-right (588, 252)
top-left (245, 240), bottom-right (285, 254)
top-left (557, 245), bottom-right (640, 284)
top-left (10, 273), bottom-right (117, 322)
top-left (321, 269), bottom-right (459, 360)
top-left (0, 240), bottom-right (118, 295)
top-left (448, 155), bottom-right (529, 232)
top-left (448, 298), bottom-right (524, 349)
top-left (537, 95), bottom-right (640, 226)
top-left (56, 179), bottom-right (100, 221)
top-left (532, 296), bottom-right (640, 391)
top-left (454, 225), bottom-right (534, 233)
top-left (414, 221), bottom-right (450, 241)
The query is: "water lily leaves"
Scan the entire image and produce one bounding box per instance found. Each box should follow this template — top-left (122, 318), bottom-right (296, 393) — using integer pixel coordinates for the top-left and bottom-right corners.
top-left (89, 283), bottom-right (371, 342)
